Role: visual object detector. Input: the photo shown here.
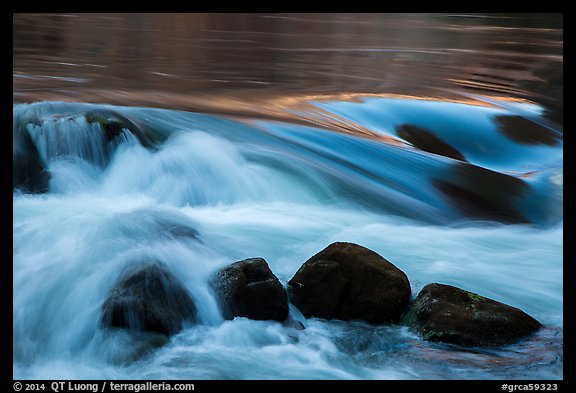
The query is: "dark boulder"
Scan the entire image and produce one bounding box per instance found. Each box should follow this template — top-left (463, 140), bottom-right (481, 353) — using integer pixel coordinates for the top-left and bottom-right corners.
top-left (403, 283), bottom-right (542, 347)
top-left (395, 124), bottom-right (467, 161)
top-left (102, 260), bottom-right (197, 336)
top-left (211, 258), bottom-right (289, 322)
top-left (13, 128), bottom-right (50, 193)
top-left (288, 242), bottom-right (411, 324)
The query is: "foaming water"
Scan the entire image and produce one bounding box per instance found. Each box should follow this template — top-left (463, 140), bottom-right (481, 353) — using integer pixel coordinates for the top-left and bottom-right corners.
top-left (13, 96), bottom-right (562, 380)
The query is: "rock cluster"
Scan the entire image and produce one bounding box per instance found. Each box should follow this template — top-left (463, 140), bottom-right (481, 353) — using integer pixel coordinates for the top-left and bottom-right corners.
top-left (101, 242), bottom-right (542, 349)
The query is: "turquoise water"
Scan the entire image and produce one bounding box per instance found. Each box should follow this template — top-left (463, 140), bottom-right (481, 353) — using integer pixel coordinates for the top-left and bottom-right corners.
top-left (13, 96), bottom-right (562, 379)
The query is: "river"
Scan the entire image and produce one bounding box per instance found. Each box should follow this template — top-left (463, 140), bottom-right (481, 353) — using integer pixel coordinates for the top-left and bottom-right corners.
top-left (13, 13), bottom-right (563, 380)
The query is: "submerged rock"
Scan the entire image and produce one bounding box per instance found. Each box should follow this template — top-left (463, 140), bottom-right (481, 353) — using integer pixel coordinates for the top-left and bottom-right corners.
top-left (434, 163), bottom-right (531, 224)
top-left (156, 220), bottom-right (200, 241)
top-left (101, 260), bottom-right (197, 336)
top-left (494, 115), bottom-right (561, 146)
top-left (103, 330), bottom-right (170, 365)
top-left (403, 283), bottom-right (542, 347)
top-left (288, 242), bottom-right (411, 324)
top-left (395, 124), bottom-right (467, 161)
top-left (211, 258), bottom-right (289, 322)
top-left (283, 316), bottom-right (306, 330)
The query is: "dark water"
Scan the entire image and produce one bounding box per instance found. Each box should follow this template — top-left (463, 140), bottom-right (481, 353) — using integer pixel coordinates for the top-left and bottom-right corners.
top-left (13, 13), bottom-right (563, 380)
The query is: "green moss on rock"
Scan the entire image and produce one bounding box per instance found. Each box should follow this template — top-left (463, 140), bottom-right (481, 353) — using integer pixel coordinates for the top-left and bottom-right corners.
top-left (467, 292), bottom-right (485, 302)
top-left (403, 283), bottom-right (542, 347)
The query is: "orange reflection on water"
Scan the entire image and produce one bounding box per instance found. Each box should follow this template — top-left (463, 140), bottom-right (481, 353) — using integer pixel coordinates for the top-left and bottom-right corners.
top-left (12, 86), bottom-right (540, 147)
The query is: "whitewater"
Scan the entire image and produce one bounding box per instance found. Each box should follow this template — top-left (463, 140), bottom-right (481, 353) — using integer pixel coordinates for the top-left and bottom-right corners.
top-left (13, 95), bottom-right (562, 380)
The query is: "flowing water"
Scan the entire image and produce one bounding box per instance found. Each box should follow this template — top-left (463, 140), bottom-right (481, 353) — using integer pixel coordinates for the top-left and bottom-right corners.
top-left (13, 13), bottom-right (563, 380)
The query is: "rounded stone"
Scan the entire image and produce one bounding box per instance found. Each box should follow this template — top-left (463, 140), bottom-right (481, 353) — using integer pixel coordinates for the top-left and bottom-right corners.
top-left (288, 242), bottom-right (411, 324)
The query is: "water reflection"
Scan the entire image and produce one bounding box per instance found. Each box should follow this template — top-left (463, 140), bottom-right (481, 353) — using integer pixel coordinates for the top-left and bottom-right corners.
top-left (13, 13), bottom-right (562, 126)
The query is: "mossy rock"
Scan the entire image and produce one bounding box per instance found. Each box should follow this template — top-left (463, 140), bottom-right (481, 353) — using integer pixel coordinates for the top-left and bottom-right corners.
top-left (403, 283), bottom-right (542, 347)
top-left (84, 109), bottom-right (160, 149)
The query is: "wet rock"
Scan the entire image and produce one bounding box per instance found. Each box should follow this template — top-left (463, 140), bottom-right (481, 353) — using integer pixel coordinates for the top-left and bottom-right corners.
top-left (13, 127), bottom-right (50, 193)
top-left (211, 258), bottom-right (289, 322)
top-left (84, 109), bottom-right (160, 149)
top-left (403, 283), bottom-right (542, 347)
top-left (395, 124), bottom-right (467, 161)
top-left (288, 242), bottom-right (411, 324)
top-left (13, 105), bottom-right (161, 190)
top-left (434, 163), bottom-right (531, 224)
top-left (102, 260), bottom-right (197, 336)
top-left (494, 115), bottom-right (561, 146)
